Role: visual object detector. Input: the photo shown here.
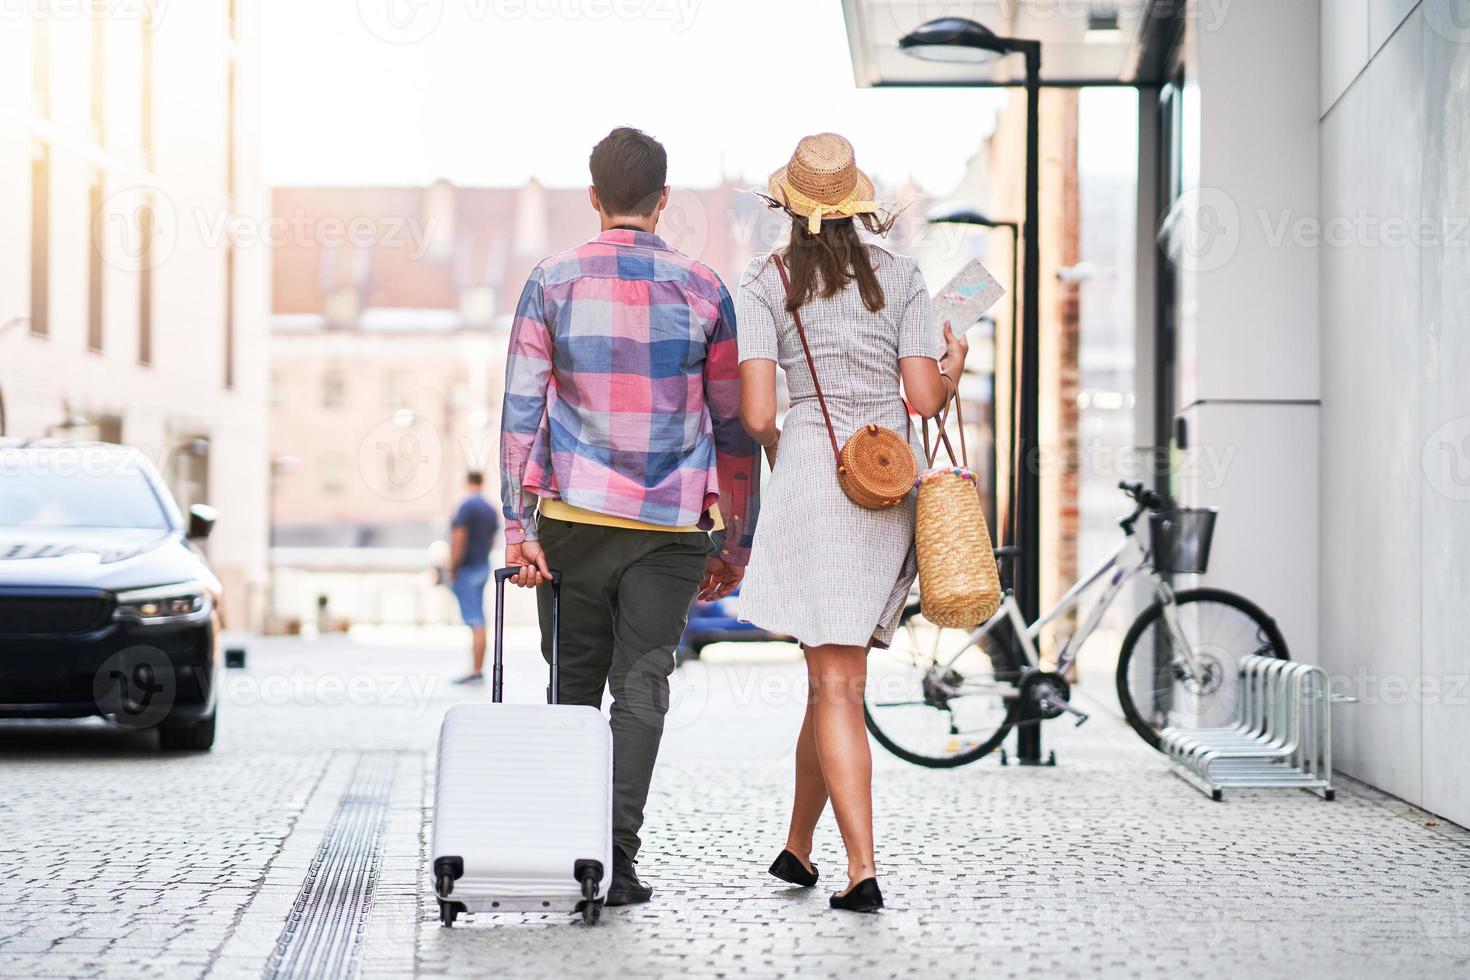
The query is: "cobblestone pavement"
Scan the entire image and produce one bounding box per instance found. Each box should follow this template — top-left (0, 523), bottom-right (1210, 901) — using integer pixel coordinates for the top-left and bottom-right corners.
top-left (2, 615), bottom-right (1468, 979)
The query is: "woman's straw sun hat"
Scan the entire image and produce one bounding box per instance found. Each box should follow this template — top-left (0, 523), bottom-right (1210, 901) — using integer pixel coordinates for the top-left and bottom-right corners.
top-left (768, 133), bottom-right (881, 234)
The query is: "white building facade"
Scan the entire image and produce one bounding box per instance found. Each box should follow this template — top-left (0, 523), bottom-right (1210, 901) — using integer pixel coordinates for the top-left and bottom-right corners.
top-left (1141, 0), bottom-right (1470, 826)
top-left (0, 2), bottom-right (270, 629)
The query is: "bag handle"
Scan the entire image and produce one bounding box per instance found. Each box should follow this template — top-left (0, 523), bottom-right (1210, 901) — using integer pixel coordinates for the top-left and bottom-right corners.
top-left (773, 255), bottom-right (843, 470)
top-left (493, 566), bottom-right (562, 704)
top-left (922, 388), bottom-right (969, 470)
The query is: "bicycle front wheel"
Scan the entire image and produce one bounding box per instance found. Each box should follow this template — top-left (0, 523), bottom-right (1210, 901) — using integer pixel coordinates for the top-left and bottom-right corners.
top-left (863, 604), bottom-right (1021, 768)
top-left (1115, 587), bottom-right (1289, 749)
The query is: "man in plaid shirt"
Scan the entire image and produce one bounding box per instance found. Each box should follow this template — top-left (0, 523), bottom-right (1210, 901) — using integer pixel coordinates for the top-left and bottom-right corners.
top-left (499, 127), bottom-right (759, 906)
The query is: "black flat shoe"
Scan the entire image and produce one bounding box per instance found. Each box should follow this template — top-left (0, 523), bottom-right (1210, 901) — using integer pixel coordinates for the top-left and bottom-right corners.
top-left (604, 847), bottom-right (652, 906)
top-left (768, 849), bottom-right (818, 887)
top-left (829, 877), bottom-right (883, 912)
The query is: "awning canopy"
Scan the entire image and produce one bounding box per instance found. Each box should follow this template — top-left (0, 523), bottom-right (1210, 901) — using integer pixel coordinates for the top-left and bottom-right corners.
top-left (841, 1), bottom-right (1167, 88)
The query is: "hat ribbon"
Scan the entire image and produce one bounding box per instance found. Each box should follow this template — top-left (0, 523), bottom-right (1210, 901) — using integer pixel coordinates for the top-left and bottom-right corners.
top-left (781, 182), bottom-right (881, 234)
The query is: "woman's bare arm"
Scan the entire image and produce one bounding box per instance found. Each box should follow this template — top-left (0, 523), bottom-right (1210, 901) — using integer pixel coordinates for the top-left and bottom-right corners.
top-left (739, 358), bottom-right (780, 461)
top-left (901, 322), bottom-right (969, 418)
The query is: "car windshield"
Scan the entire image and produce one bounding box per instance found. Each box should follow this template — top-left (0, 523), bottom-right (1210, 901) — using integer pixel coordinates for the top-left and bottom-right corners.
top-left (0, 450), bottom-right (170, 529)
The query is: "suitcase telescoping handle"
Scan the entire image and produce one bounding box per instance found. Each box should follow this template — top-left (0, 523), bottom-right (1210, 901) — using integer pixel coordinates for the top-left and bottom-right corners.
top-left (492, 566), bottom-right (563, 705)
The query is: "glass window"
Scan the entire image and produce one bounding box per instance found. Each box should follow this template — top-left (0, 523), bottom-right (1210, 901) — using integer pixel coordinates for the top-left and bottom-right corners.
top-left (30, 142), bottom-right (49, 338)
top-left (322, 370), bottom-right (346, 408)
top-left (138, 194), bottom-right (154, 365)
top-left (320, 453), bottom-right (346, 494)
top-left (88, 171), bottom-right (104, 352)
top-left (0, 450), bottom-right (168, 529)
top-left (385, 371), bottom-right (407, 410)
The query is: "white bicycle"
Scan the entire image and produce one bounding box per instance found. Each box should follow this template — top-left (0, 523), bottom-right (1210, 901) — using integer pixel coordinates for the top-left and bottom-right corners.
top-left (864, 481), bottom-right (1290, 767)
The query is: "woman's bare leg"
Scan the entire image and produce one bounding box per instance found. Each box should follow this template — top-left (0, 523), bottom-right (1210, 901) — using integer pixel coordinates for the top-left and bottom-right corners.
top-left (805, 643), bottom-right (875, 888)
top-left (784, 689), bottom-right (827, 870)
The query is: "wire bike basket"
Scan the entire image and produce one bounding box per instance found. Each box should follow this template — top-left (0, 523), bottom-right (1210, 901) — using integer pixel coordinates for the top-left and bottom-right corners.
top-left (1148, 508), bottom-right (1218, 574)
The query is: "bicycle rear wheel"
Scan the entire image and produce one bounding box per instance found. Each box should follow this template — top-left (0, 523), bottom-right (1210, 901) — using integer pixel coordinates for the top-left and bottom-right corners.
top-left (863, 604), bottom-right (1021, 768)
top-left (1115, 587), bottom-right (1289, 749)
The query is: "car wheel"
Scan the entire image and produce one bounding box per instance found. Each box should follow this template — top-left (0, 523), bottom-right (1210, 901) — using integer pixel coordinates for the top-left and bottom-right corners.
top-left (159, 711), bottom-right (216, 751)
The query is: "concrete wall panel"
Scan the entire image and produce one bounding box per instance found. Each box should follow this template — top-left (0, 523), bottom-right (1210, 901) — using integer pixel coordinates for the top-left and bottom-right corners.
top-left (1319, 10), bottom-right (1427, 807)
top-left (1195, 0), bottom-right (1321, 404)
top-left (1322, 0), bottom-right (1371, 115)
top-left (1369, 0), bottom-right (1423, 55)
top-left (1417, 0), bottom-right (1470, 826)
top-left (1177, 402), bottom-right (1320, 665)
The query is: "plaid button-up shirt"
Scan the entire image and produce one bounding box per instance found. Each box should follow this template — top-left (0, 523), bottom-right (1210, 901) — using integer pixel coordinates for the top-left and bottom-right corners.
top-left (499, 230), bottom-right (760, 564)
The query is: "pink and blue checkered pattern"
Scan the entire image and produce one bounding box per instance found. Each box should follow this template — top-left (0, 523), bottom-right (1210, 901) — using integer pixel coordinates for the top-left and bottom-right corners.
top-left (500, 230), bottom-right (759, 564)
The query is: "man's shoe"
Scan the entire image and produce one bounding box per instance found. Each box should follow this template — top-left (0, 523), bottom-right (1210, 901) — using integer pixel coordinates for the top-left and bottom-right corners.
top-left (604, 848), bottom-right (652, 906)
top-left (451, 672), bottom-right (484, 685)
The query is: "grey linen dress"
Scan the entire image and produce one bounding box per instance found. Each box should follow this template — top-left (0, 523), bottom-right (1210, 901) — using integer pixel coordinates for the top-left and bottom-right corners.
top-left (735, 245), bottom-right (940, 649)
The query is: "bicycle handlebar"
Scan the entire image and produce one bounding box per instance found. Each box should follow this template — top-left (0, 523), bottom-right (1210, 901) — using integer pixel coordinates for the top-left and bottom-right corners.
top-left (1118, 480), bottom-right (1169, 511)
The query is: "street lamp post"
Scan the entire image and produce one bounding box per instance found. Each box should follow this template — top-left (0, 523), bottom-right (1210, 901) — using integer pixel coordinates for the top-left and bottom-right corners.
top-left (901, 17), bottom-right (1044, 628)
top-left (926, 205), bottom-right (1020, 552)
top-left (903, 18), bottom-right (1054, 766)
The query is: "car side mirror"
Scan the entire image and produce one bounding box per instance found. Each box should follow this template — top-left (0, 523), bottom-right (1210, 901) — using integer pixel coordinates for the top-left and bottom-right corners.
top-left (188, 503), bottom-right (219, 540)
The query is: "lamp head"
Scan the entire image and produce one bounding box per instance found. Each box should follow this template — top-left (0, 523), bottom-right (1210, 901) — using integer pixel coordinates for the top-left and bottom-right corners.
top-left (899, 17), bottom-right (1011, 64)
top-left (927, 203), bottom-right (1002, 228)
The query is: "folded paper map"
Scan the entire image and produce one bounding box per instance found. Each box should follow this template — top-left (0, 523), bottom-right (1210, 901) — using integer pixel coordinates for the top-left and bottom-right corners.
top-left (932, 259), bottom-right (1006, 332)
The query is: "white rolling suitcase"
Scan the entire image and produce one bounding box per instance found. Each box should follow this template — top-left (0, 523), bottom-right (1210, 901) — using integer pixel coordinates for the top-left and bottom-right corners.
top-left (431, 567), bottom-right (613, 926)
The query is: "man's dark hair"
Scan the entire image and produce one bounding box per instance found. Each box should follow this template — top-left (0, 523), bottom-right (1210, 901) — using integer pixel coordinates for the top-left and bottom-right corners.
top-left (589, 127), bottom-right (667, 216)
top-left (466, 470), bottom-right (484, 487)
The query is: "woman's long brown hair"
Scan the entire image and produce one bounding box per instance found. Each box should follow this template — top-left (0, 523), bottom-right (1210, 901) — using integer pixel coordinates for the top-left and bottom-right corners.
top-left (780, 212), bottom-right (898, 315)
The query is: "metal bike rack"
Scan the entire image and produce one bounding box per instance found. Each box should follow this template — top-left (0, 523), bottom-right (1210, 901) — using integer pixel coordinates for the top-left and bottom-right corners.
top-left (1159, 655), bottom-right (1353, 802)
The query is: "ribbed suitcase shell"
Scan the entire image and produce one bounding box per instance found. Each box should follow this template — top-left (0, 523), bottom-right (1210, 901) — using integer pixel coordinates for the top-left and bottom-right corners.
top-left (429, 567), bottom-right (612, 922)
top-left (431, 702), bottom-right (612, 912)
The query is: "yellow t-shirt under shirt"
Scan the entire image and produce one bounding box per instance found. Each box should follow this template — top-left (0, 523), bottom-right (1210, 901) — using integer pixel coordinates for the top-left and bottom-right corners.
top-left (539, 498), bottom-right (722, 534)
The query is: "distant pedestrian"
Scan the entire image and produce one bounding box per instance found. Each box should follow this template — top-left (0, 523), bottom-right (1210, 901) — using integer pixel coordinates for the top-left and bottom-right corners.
top-left (499, 126), bottom-right (759, 906)
top-left (738, 134), bottom-right (969, 912)
top-left (448, 470), bottom-right (500, 685)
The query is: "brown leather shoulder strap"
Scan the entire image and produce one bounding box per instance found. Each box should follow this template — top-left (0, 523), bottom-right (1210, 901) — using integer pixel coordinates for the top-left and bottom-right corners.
top-left (773, 255), bottom-right (842, 468)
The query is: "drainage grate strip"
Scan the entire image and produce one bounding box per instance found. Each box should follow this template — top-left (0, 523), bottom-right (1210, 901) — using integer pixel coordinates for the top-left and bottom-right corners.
top-left (263, 752), bottom-right (396, 980)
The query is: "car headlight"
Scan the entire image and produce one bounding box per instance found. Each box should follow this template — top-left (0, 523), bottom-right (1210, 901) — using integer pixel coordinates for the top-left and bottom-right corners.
top-left (113, 582), bottom-right (212, 626)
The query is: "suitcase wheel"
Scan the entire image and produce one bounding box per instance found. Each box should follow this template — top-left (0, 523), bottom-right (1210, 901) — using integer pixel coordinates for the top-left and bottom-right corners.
top-left (574, 858), bottom-right (603, 924)
top-left (439, 900), bottom-right (459, 927)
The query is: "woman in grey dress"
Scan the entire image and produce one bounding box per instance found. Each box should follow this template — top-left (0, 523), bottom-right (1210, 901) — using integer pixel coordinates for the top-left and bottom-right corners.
top-left (736, 134), bottom-right (968, 911)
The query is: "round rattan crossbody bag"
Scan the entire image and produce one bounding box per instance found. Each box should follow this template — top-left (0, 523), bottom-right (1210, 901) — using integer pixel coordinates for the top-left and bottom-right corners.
top-left (773, 255), bottom-right (917, 509)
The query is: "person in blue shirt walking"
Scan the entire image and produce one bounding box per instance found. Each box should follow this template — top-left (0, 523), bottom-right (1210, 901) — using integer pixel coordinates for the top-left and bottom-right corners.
top-left (448, 470), bottom-right (500, 685)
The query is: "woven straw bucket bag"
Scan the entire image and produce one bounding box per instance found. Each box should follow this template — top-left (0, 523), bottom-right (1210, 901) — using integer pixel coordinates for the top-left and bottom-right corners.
top-left (916, 395), bottom-right (1003, 628)
top-left (773, 256), bottom-right (916, 509)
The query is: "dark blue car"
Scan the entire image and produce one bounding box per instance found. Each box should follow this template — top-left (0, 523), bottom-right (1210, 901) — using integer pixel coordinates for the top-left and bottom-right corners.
top-left (676, 587), bottom-right (791, 666)
top-left (0, 440), bottom-right (224, 749)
